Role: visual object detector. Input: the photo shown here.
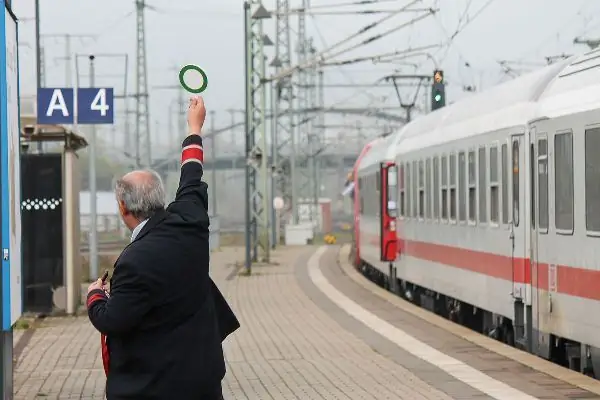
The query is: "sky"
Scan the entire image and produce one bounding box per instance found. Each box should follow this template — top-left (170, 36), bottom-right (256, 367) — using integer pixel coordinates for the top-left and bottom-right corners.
top-left (12, 0), bottom-right (600, 159)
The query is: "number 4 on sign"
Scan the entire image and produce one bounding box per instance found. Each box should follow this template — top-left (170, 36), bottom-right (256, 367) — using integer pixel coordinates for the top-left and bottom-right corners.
top-left (76, 87), bottom-right (114, 124)
top-left (91, 89), bottom-right (109, 116)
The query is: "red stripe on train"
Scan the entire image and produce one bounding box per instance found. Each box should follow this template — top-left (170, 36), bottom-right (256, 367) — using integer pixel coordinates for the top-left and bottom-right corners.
top-left (365, 235), bottom-right (600, 301)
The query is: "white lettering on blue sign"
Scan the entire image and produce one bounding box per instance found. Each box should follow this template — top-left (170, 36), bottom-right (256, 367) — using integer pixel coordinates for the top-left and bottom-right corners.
top-left (46, 89), bottom-right (70, 117)
top-left (91, 88), bottom-right (110, 116)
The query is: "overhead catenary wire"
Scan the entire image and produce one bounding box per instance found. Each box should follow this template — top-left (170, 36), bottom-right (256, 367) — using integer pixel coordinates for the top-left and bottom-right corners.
top-left (265, 0), bottom-right (426, 82)
top-left (318, 10), bottom-right (434, 67)
top-left (321, 43), bottom-right (439, 66)
top-left (296, 0), bottom-right (401, 11)
top-left (280, 9), bottom-right (428, 16)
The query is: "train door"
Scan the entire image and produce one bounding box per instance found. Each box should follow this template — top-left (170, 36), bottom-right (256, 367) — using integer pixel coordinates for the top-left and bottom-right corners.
top-left (528, 126), bottom-right (542, 354)
top-left (510, 133), bottom-right (528, 303)
top-left (380, 162), bottom-right (398, 262)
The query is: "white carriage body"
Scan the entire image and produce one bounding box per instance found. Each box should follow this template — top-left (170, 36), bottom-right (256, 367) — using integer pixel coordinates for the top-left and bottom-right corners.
top-left (357, 48), bottom-right (600, 355)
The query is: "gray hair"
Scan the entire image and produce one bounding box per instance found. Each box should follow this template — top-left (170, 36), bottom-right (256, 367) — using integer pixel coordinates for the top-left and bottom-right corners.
top-left (115, 169), bottom-right (166, 220)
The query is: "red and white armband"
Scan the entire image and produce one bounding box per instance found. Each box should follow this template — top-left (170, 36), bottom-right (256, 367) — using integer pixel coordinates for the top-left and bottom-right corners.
top-left (181, 136), bottom-right (204, 166)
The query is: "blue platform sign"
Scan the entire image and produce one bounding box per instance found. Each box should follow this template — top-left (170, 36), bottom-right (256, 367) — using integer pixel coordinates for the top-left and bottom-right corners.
top-left (77, 88), bottom-right (114, 124)
top-left (1, 3), bottom-right (23, 330)
top-left (36, 88), bottom-right (74, 125)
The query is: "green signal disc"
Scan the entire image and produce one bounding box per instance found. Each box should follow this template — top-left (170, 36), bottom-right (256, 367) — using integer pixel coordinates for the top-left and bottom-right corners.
top-left (179, 65), bottom-right (208, 94)
top-left (434, 94), bottom-right (442, 101)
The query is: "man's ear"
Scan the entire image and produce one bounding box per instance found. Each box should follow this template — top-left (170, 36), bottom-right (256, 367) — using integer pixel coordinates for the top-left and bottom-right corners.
top-left (118, 200), bottom-right (128, 216)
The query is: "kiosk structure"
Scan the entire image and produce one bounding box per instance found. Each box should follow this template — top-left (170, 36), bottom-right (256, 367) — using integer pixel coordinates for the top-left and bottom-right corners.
top-left (0, 2), bottom-right (22, 398)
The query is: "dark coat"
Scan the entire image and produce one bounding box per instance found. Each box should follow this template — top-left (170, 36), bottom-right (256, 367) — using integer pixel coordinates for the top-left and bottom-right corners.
top-left (87, 135), bottom-right (240, 400)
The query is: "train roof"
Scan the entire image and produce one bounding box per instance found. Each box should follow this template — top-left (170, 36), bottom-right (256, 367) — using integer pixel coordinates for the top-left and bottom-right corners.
top-left (356, 133), bottom-right (397, 173)
top-left (353, 136), bottom-right (384, 173)
top-left (537, 48), bottom-right (600, 119)
top-left (394, 58), bottom-right (572, 154)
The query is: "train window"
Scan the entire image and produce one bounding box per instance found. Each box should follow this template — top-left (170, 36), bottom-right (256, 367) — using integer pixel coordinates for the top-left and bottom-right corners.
top-left (406, 162), bottom-right (412, 217)
top-left (449, 153), bottom-right (457, 221)
top-left (441, 155), bottom-right (448, 220)
top-left (538, 138), bottom-right (548, 232)
top-left (585, 127), bottom-right (600, 232)
top-left (433, 157), bottom-right (440, 220)
top-left (554, 131), bottom-right (574, 232)
top-left (490, 145), bottom-right (499, 223)
top-left (468, 150), bottom-right (476, 222)
top-left (502, 143), bottom-right (509, 224)
top-left (359, 177), bottom-right (364, 213)
top-left (478, 147), bottom-right (487, 223)
top-left (512, 140), bottom-right (520, 227)
top-left (399, 163), bottom-right (405, 217)
top-left (458, 152), bottom-right (466, 221)
top-left (419, 160), bottom-right (425, 218)
top-left (413, 161), bottom-right (418, 218)
top-left (426, 159), bottom-right (432, 219)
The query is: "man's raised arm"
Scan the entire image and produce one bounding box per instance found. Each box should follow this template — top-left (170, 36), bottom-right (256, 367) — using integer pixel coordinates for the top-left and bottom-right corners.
top-left (173, 96), bottom-right (208, 207)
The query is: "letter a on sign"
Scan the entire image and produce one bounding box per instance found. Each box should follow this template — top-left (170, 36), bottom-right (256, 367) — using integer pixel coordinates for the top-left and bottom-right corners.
top-left (36, 88), bottom-right (74, 124)
top-left (46, 89), bottom-right (69, 117)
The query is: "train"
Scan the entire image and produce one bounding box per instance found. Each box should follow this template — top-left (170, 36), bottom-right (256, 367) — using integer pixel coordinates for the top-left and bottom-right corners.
top-left (351, 47), bottom-right (600, 377)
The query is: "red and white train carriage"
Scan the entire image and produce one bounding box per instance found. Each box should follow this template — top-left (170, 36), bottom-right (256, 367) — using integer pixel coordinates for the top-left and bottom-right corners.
top-left (353, 48), bottom-right (600, 376)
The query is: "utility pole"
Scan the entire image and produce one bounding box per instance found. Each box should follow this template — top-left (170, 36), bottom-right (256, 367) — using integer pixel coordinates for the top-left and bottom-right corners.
top-left (88, 55), bottom-right (99, 280)
top-left (244, 1), bottom-right (272, 272)
top-left (34, 0), bottom-right (42, 152)
top-left (316, 69), bottom-right (325, 211)
top-left (295, 0), bottom-right (310, 225)
top-left (209, 111), bottom-right (218, 216)
top-left (272, 0), bottom-right (297, 233)
top-left (135, 0), bottom-right (152, 167)
top-left (297, 39), bottom-right (319, 229)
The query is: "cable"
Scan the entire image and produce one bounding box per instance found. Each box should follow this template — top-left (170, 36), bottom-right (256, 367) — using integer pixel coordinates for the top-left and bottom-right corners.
top-left (323, 44), bottom-right (440, 66)
top-left (267, 0), bottom-right (425, 81)
top-left (310, 12), bottom-right (389, 104)
top-left (301, 0), bottom-right (401, 10)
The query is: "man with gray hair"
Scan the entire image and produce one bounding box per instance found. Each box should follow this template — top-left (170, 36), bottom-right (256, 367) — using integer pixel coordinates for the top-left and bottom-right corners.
top-left (114, 169), bottom-right (166, 241)
top-left (86, 97), bottom-right (239, 400)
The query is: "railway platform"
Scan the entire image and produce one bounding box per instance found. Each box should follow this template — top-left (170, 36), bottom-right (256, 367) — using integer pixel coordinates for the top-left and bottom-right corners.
top-left (11, 245), bottom-right (600, 399)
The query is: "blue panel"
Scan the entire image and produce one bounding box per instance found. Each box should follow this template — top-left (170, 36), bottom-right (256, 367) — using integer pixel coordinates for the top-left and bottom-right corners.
top-left (0, 0), bottom-right (7, 330)
top-left (36, 88), bottom-right (74, 124)
top-left (77, 88), bottom-right (114, 124)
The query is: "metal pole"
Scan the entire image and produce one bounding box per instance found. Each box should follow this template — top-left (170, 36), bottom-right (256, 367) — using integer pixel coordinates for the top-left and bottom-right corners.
top-left (243, 1), bottom-right (252, 273)
top-left (209, 110), bottom-right (218, 216)
top-left (270, 80), bottom-right (277, 248)
top-left (88, 55), bottom-right (99, 280)
top-left (259, 51), bottom-right (270, 261)
top-left (228, 110), bottom-right (236, 146)
top-left (123, 55), bottom-right (130, 151)
top-left (34, 0), bottom-right (42, 153)
top-left (65, 34), bottom-right (71, 85)
top-left (314, 69), bottom-right (324, 223)
top-left (177, 89), bottom-right (185, 141)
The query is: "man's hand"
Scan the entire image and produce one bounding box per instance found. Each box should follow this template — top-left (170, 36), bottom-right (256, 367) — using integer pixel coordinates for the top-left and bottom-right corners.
top-left (187, 96), bottom-right (206, 134)
top-left (88, 278), bottom-right (105, 294)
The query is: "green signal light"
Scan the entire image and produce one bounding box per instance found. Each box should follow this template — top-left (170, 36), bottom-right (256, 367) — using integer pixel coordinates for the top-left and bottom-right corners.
top-left (434, 94), bottom-right (442, 102)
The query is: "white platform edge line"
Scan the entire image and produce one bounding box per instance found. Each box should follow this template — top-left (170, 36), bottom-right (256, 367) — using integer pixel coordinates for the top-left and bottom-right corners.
top-left (308, 246), bottom-right (540, 400)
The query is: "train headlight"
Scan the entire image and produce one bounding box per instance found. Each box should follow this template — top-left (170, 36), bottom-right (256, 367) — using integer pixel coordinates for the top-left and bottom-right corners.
top-left (389, 220), bottom-right (396, 231)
